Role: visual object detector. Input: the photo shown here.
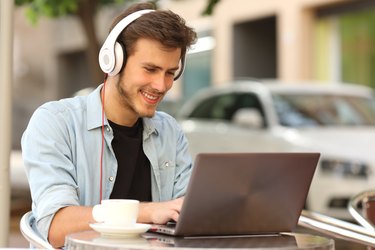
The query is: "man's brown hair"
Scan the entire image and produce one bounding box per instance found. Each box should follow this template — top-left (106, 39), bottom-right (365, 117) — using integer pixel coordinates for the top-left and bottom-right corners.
top-left (110, 2), bottom-right (197, 63)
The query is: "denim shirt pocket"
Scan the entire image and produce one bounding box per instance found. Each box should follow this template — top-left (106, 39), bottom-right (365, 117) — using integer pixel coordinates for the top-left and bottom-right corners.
top-left (159, 160), bottom-right (176, 199)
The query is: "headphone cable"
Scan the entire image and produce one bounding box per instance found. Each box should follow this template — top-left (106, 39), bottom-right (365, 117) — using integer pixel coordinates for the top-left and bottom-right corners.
top-left (100, 74), bottom-right (108, 202)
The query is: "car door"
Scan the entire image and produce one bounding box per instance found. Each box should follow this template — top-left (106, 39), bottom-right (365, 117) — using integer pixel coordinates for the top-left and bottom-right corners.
top-left (179, 91), bottom-right (301, 158)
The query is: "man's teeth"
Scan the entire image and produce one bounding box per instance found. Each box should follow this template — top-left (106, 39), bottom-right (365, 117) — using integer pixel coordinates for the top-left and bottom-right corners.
top-left (142, 92), bottom-right (158, 100)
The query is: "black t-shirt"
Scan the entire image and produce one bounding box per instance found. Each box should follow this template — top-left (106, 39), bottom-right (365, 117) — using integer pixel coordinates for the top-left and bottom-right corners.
top-left (108, 118), bottom-right (152, 201)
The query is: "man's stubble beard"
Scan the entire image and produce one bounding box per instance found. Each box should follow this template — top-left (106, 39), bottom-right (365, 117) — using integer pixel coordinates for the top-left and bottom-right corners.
top-left (116, 74), bottom-right (156, 118)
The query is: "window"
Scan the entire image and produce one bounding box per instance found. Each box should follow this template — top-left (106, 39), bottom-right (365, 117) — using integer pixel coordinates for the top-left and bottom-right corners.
top-left (188, 92), bottom-right (266, 126)
top-left (273, 93), bottom-right (375, 127)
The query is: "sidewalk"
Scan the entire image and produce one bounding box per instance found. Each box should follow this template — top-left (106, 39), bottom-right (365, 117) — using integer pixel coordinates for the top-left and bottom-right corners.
top-left (8, 195), bottom-right (30, 248)
top-left (9, 215), bottom-right (28, 248)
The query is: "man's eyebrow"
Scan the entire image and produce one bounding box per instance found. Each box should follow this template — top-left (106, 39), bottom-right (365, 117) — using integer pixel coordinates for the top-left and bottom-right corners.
top-left (142, 62), bottom-right (179, 71)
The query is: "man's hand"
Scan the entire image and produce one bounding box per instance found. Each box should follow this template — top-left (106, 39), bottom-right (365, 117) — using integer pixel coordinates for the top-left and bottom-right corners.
top-left (138, 197), bottom-right (184, 224)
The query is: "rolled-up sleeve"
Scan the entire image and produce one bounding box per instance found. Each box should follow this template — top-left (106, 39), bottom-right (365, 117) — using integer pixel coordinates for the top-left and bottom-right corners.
top-left (21, 105), bottom-right (80, 240)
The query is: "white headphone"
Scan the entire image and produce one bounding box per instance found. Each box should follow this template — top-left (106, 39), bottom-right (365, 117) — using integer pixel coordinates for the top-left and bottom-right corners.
top-left (98, 9), bottom-right (185, 80)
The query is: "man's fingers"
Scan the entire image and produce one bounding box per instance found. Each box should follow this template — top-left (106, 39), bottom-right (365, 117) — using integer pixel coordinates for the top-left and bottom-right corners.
top-left (170, 197), bottom-right (184, 212)
top-left (139, 198), bottom-right (184, 224)
top-left (170, 210), bottom-right (179, 222)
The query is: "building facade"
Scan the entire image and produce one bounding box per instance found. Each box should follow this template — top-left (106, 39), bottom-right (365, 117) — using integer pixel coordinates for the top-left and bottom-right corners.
top-left (165, 0), bottom-right (375, 96)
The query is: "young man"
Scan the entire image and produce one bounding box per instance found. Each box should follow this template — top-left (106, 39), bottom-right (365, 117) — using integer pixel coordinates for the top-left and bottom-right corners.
top-left (21, 2), bottom-right (197, 248)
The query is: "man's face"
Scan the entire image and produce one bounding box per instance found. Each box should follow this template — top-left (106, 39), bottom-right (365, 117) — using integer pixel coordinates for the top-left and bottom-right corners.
top-left (115, 38), bottom-right (181, 119)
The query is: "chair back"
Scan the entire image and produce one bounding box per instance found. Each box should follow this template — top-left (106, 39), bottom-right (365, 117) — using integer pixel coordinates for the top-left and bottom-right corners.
top-left (348, 190), bottom-right (375, 231)
top-left (19, 211), bottom-right (54, 249)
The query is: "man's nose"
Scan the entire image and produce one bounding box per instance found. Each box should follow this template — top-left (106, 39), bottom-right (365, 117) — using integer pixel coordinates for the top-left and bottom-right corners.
top-left (150, 73), bottom-right (171, 93)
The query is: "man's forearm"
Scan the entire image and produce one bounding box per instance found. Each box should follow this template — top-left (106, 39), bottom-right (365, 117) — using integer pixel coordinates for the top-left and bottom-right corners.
top-left (48, 206), bottom-right (94, 248)
top-left (48, 198), bottom-right (184, 248)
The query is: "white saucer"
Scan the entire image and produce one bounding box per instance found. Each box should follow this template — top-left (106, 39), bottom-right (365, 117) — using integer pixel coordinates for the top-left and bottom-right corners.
top-left (90, 223), bottom-right (151, 238)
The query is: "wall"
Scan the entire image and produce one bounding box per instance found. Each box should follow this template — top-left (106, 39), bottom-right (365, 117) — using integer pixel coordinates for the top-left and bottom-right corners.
top-left (164, 0), bottom-right (353, 84)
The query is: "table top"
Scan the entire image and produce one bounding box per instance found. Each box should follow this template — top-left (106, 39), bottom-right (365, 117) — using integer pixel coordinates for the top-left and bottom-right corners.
top-left (65, 230), bottom-right (334, 250)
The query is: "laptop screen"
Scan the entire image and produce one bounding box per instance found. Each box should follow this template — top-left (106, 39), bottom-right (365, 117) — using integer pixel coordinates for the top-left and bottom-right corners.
top-left (174, 152), bottom-right (320, 236)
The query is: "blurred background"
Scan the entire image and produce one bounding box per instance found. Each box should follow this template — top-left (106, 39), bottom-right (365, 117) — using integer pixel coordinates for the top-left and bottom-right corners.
top-left (2, 0), bottom-right (375, 248)
top-left (10, 0), bottom-right (375, 142)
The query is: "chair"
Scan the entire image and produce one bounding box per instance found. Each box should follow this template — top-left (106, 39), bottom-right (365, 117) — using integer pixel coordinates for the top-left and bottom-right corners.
top-left (348, 190), bottom-right (375, 231)
top-left (19, 211), bottom-right (54, 249)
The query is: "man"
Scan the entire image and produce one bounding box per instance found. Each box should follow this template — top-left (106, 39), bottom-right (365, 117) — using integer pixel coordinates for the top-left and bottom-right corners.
top-left (21, 2), bottom-right (197, 248)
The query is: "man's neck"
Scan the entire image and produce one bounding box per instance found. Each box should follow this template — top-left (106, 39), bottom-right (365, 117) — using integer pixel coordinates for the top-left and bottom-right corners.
top-left (102, 80), bottom-right (139, 127)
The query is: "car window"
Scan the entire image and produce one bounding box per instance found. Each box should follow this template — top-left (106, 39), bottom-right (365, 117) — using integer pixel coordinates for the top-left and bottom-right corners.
top-left (273, 93), bottom-right (375, 127)
top-left (188, 92), bottom-right (266, 126)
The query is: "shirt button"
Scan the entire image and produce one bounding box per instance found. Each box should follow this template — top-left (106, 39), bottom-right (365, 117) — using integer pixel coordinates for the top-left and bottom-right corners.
top-left (106, 127), bottom-right (110, 132)
top-left (165, 162), bottom-right (169, 167)
top-left (109, 176), bottom-right (114, 182)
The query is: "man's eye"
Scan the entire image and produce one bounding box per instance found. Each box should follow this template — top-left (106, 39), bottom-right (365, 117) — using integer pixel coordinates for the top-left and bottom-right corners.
top-left (145, 68), bottom-right (156, 73)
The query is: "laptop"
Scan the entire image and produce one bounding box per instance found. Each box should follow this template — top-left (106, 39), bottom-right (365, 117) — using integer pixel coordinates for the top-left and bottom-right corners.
top-left (149, 152), bottom-right (320, 237)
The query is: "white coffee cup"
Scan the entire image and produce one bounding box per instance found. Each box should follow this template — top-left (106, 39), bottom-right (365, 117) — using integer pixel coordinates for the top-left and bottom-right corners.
top-left (92, 199), bottom-right (139, 227)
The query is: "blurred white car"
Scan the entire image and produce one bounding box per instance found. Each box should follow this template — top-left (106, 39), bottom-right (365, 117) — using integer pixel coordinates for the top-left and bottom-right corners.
top-left (10, 150), bottom-right (29, 191)
top-left (176, 80), bottom-right (375, 219)
top-left (10, 150), bottom-right (31, 211)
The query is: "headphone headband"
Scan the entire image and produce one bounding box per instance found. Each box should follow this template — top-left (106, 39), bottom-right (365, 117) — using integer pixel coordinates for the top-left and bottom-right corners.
top-left (99, 9), bottom-right (154, 75)
top-left (98, 8), bottom-right (185, 80)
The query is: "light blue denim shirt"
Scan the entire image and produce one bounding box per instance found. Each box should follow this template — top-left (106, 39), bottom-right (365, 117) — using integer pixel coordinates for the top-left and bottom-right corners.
top-left (21, 84), bottom-right (193, 241)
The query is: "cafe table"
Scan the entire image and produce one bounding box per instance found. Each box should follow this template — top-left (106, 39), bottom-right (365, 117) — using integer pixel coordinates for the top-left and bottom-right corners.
top-left (64, 230), bottom-right (334, 250)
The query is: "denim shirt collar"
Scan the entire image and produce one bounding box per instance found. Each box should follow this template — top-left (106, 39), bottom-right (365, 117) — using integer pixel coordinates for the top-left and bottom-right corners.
top-left (86, 84), bottom-right (107, 130)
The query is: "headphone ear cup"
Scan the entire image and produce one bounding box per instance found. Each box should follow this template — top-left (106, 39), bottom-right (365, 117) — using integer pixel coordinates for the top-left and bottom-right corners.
top-left (109, 41), bottom-right (126, 76)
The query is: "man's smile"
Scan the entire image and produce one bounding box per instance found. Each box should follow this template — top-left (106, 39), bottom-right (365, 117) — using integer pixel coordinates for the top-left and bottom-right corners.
top-left (141, 90), bottom-right (161, 104)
